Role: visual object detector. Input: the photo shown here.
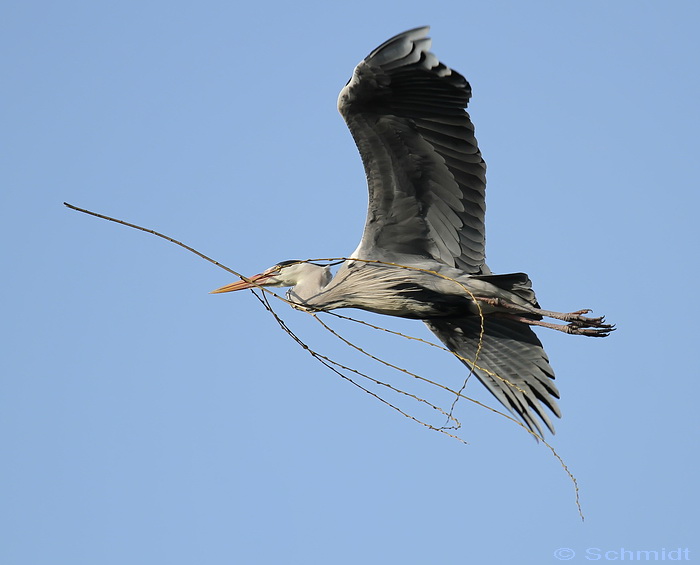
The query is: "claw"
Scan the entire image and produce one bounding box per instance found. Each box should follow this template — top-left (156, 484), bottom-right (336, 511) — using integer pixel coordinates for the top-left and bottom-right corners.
top-left (570, 309), bottom-right (592, 316)
top-left (566, 321), bottom-right (616, 337)
top-left (569, 315), bottom-right (605, 327)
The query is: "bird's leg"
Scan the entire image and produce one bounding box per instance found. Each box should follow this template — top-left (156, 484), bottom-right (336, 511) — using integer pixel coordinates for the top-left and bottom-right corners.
top-left (476, 296), bottom-right (604, 323)
top-left (492, 313), bottom-right (614, 337)
top-left (475, 297), bottom-right (615, 336)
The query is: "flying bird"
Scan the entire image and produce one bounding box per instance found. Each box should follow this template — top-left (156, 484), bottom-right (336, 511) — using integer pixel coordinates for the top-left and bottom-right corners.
top-left (212, 27), bottom-right (613, 436)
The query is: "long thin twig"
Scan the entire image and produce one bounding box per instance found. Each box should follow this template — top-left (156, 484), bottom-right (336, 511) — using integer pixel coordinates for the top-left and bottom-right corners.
top-left (64, 202), bottom-right (584, 519)
top-left (254, 292), bottom-right (468, 444)
top-left (310, 313), bottom-right (464, 430)
top-left (65, 203), bottom-right (246, 280)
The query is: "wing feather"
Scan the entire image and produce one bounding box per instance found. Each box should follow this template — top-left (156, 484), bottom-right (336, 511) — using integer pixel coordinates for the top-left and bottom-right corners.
top-left (338, 27), bottom-right (487, 273)
top-left (425, 317), bottom-right (561, 436)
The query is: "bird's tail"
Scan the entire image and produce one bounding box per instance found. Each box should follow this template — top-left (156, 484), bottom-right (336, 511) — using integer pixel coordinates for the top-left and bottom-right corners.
top-left (471, 272), bottom-right (540, 308)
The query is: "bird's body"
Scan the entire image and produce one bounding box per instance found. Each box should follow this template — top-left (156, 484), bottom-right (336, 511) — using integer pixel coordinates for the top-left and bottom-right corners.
top-left (213, 27), bottom-right (613, 436)
top-left (277, 260), bottom-right (529, 319)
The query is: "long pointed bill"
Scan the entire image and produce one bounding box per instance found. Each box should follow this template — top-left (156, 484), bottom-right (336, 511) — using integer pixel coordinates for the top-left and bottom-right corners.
top-left (210, 273), bottom-right (270, 294)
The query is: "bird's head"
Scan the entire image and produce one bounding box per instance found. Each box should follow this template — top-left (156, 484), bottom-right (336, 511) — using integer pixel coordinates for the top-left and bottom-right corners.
top-left (210, 260), bottom-right (328, 294)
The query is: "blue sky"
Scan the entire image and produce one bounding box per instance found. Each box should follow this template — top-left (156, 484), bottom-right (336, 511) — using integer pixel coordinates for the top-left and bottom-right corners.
top-left (2, 1), bottom-right (699, 563)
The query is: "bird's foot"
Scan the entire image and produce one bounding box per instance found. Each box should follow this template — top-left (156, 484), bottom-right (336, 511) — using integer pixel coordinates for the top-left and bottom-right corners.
top-left (523, 306), bottom-right (616, 335)
top-left (564, 321), bottom-right (615, 337)
top-left (565, 311), bottom-right (615, 337)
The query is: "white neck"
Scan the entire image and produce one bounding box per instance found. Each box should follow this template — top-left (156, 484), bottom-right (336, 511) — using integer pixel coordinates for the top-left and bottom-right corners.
top-left (284, 263), bottom-right (333, 304)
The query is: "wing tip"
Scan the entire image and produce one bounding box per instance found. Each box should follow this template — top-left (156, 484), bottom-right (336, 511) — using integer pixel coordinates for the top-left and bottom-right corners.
top-left (366, 26), bottom-right (431, 59)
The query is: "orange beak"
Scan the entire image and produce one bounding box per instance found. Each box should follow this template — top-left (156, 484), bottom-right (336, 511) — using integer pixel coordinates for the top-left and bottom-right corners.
top-left (210, 273), bottom-right (271, 294)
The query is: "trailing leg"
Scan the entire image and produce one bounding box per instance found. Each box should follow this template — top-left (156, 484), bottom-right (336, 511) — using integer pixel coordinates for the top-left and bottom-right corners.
top-left (475, 297), bottom-right (615, 337)
top-left (493, 313), bottom-right (614, 337)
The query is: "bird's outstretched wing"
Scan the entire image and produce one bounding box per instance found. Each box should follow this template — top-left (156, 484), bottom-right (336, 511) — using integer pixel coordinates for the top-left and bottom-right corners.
top-left (425, 317), bottom-right (561, 436)
top-left (338, 26), bottom-right (487, 273)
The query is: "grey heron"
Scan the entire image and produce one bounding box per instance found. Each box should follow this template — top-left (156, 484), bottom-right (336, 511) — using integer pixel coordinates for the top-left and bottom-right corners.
top-left (212, 27), bottom-right (613, 436)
